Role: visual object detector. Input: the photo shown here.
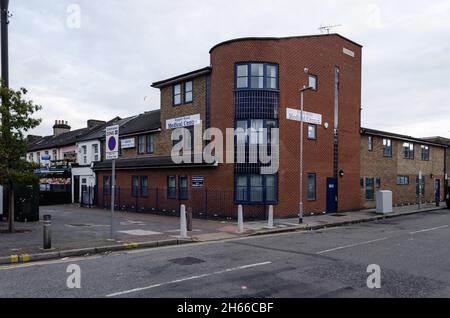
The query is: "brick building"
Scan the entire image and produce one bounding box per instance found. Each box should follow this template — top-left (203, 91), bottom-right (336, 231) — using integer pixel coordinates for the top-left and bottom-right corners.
top-left (94, 34), bottom-right (363, 218)
top-left (360, 128), bottom-right (447, 209)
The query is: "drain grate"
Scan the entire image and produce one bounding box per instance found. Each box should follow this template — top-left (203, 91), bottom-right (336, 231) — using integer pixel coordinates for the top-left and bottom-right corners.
top-left (169, 257), bottom-right (205, 265)
top-left (67, 223), bottom-right (93, 227)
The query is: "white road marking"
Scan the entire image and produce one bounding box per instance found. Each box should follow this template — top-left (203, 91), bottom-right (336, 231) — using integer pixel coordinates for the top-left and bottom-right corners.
top-left (106, 261), bottom-right (272, 297)
top-left (409, 225), bottom-right (448, 235)
top-left (117, 229), bottom-right (162, 236)
top-left (316, 238), bottom-right (388, 255)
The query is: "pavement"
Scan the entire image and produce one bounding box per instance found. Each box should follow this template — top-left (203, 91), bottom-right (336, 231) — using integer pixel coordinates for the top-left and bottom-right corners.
top-left (0, 202), bottom-right (446, 265)
top-left (0, 208), bottom-right (449, 298)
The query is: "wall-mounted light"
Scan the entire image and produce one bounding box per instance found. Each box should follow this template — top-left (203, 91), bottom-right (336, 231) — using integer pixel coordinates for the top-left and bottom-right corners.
top-left (430, 174), bottom-right (434, 179)
top-left (339, 170), bottom-right (345, 177)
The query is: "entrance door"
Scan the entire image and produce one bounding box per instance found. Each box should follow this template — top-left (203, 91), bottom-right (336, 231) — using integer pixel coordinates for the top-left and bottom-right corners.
top-left (435, 179), bottom-right (441, 203)
top-left (73, 176), bottom-right (80, 203)
top-left (326, 178), bottom-right (338, 213)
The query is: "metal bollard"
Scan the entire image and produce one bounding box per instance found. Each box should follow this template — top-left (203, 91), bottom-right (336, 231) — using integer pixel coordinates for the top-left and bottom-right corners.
top-left (268, 205), bottom-right (274, 229)
top-left (237, 205), bottom-right (244, 234)
top-left (180, 205), bottom-right (188, 239)
top-left (43, 215), bottom-right (52, 250)
top-left (187, 207), bottom-right (193, 232)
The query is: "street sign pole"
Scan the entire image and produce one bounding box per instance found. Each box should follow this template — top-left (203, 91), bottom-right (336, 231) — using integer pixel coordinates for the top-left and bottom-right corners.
top-left (110, 158), bottom-right (115, 240)
top-left (418, 170), bottom-right (422, 210)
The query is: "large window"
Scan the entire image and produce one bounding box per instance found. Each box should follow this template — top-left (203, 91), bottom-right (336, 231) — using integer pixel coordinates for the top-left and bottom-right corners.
top-left (421, 145), bottom-right (429, 161)
top-left (140, 176), bottom-right (149, 197)
top-left (397, 176), bottom-right (409, 185)
top-left (307, 173), bottom-right (316, 201)
top-left (173, 84), bottom-right (182, 105)
top-left (365, 178), bottom-right (375, 200)
top-left (403, 142), bottom-right (414, 159)
top-left (167, 176), bottom-right (176, 199)
top-left (184, 81), bottom-right (193, 103)
top-left (236, 63), bottom-right (278, 90)
top-left (146, 134), bottom-right (154, 154)
top-left (131, 176), bottom-right (139, 197)
top-left (383, 138), bottom-right (392, 157)
top-left (138, 136), bottom-right (145, 154)
top-left (179, 176), bottom-right (188, 200)
top-left (236, 119), bottom-right (278, 145)
top-left (235, 174), bottom-right (277, 204)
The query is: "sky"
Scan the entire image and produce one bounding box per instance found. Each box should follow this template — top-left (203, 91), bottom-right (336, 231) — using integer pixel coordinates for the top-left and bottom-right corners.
top-left (6, 0), bottom-right (450, 138)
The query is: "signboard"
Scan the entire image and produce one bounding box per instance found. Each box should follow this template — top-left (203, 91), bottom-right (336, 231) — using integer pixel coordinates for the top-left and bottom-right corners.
top-left (286, 108), bottom-right (322, 125)
top-left (192, 176), bottom-right (204, 187)
top-left (41, 154), bottom-right (51, 161)
top-left (105, 125), bottom-right (119, 160)
top-left (166, 114), bottom-right (201, 130)
top-left (121, 138), bottom-right (135, 149)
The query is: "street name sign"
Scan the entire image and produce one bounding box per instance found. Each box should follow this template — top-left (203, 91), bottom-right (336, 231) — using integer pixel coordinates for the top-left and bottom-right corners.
top-left (106, 125), bottom-right (119, 160)
top-left (166, 114), bottom-right (201, 129)
top-left (286, 108), bottom-right (322, 125)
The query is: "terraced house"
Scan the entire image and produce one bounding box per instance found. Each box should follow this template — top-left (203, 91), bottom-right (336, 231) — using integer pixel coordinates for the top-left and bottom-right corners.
top-left (93, 33), bottom-right (363, 219)
top-left (360, 128), bottom-right (447, 209)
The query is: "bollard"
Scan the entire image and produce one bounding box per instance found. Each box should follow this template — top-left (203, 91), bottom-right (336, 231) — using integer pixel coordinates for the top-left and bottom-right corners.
top-left (43, 215), bottom-right (52, 250)
top-left (187, 207), bottom-right (193, 232)
top-left (180, 204), bottom-right (188, 239)
top-left (237, 205), bottom-right (244, 234)
top-left (268, 205), bottom-right (274, 229)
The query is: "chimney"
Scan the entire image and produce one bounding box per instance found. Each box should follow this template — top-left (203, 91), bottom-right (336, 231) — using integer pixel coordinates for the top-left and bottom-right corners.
top-left (53, 120), bottom-right (71, 136)
top-left (26, 135), bottom-right (42, 144)
top-left (87, 119), bottom-right (106, 129)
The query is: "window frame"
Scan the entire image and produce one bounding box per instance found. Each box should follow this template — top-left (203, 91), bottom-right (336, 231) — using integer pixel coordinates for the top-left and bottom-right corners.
top-left (308, 124), bottom-right (317, 140)
top-left (365, 178), bottom-right (375, 201)
top-left (421, 145), bottom-right (430, 161)
top-left (140, 176), bottom-right (149, 197)
top-left (178, 176), bottom-right (189, 201)
top-left (234, 174), bottom-right (278, 204)
top-left (368, 136), bottom-right (373, 152)
top-left (131, 176), bottom-right (139, 198)
top-left (103, 176), bottom-right (111, 195)
top-left (235, 62), bottom-right (279, 91)
top-left (146, 134), bottom-right (154, 154)
top-left (167, 176), bottom-right (177, 200)
top-left (184, 80), bottom-right (193, 104)
top-left (383, 138), bottom-right (392, 157)
top-left (172, 83), bottom-right (182, 106)
top-left (403, 142), bottom-right (415, 160)
top-left (137, 135), bottom-right (145, 154)
top-left (308, 74), bottom-right (318, 91)
top-left (397, 176), bottom-right (409, 185)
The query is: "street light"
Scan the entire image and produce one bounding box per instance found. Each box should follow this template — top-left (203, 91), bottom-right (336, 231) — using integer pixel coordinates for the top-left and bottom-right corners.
top-left (299, 85), bottom-right (313, 224)
top-left (0, 0), bottom-right (9, 88)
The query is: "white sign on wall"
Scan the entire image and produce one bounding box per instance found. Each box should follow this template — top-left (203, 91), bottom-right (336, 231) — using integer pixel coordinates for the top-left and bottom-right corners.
top-left (105, 125), bottom-right (119, 160)
top-left (166, 114), bottom-right (201, 130)
top-left (286, 108), bottom-right (322, 125)
top-left (121, 138), bottom-right (135, 149)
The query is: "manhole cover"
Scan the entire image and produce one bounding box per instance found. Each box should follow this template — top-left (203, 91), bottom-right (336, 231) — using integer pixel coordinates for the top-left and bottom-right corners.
top-left (169, 257), bottom-right (205, 265)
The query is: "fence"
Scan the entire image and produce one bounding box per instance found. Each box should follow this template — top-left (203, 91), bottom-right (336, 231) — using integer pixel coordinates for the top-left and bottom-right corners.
top-left (90, 187), bottom-right (269, 221)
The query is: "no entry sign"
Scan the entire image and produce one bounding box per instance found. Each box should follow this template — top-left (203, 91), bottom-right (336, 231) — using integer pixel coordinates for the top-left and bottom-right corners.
top-left (105, 125), bottom-right (119, 160)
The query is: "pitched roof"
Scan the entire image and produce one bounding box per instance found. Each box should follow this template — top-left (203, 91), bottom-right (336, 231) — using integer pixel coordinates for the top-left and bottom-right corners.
top-left (28, 127), bottom-right (93, 152)
top-left (151, 67), bottom-right (212, 88)
top-left (361, 127), bottom-right (448, 148)
top-left (119, 110), bottom-right (161, 136)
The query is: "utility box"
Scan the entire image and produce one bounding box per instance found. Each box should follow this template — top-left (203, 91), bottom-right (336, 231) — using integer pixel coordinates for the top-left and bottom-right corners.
top-left (376, 190), bottom-right (393, 214)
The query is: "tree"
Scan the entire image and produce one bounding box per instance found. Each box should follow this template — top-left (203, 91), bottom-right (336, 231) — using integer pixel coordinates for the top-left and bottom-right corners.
top-left (0, 85), bottom-right (42, 232)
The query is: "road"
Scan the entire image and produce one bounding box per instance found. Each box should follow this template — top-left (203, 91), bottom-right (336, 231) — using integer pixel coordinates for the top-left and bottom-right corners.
top-left (0, 209), bottom-right (449, 298)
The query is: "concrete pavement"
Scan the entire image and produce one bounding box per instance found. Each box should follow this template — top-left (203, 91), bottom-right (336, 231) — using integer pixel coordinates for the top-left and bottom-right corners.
top-left (0, 209), bottom-right (449, 298)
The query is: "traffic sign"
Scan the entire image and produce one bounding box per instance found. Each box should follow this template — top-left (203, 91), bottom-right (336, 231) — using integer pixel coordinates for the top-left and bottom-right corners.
top-left (105, 125), bottom-right (119, 160)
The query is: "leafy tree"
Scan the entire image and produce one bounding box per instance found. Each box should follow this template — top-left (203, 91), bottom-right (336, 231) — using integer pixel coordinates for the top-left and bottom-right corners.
top-left (0, 85), bottom-right (42, 232)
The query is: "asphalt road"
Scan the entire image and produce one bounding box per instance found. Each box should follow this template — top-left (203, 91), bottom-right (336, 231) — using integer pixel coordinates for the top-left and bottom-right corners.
top-left (0, 209), bottom-right (449, 298)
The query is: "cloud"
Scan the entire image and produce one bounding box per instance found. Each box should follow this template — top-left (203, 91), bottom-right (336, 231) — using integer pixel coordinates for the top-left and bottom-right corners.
top-left (6, 0), bottom-right (450, 139)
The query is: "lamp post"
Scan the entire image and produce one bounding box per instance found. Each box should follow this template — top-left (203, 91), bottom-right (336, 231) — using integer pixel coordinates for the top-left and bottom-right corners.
top-left (0, 0), bottom-right (9, 88)
top-left (299, 85), bottom-right (313, 224)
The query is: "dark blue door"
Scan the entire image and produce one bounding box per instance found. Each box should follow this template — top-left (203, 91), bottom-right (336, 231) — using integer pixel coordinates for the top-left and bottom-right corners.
top-left (435, 179), bottom-right (441, 203)
top-left (326, 178), bottom-right (338, 213)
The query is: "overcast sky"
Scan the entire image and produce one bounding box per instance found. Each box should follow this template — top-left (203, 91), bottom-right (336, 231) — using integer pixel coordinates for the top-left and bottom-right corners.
top-left (7, 0), bottom-right (450, 138)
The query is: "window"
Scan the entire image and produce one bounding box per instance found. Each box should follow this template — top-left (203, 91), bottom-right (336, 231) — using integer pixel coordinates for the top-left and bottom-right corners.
top-left (146, 134), bottom-right (154, 154)
top-left (132, 176), bottom-right (139, 197)
top-left (179, 176), bottom-right (188, 200)
top-left (167, 176), bottom-right (176, 199)
top-left (416, 176), bottom-right (425, 197)
top-left (92, 144), bottom-right (99, 162)
top-left (236, 64), bottom-right (249, 89)
top-left (236, 63), bottom-right (278, 90)
top-left (140, 176), bottom-right (149, 197)
top-left (52, 149), bottom-right (57, 161)
top-left (184, 81), bottom-right (193, 103)
top-left (81, 146), bottom-right (87, 164)
top-left (308, 124), bottom-right (317, 140)
top-left (397, 176), bottom-right (409, 185)
top-left (36, 152), bottom-right (40, 164)
top-left (360, 178), bottom-right (364, 188)
top-left (421, 145), bottom-right (429, 161)
top-left (403, 142), bottom-right (414, 159)
top-left (138, 135), bottom-right (145, 154)
top-left (368, 136), bottom-right (373, 152)
top-left (249, 119), bottom-right (264, 145)
top-left (307, 174), bottom-right (316, 201)
top-left (383, 138), bottom-right (392, 157)
top-left (103, 176), bottom-right (111, 195)
top-left (308, 74), bottom-right (318, 91)
top-left (376, 177), bottom-right (381, 188)
top-left (173, 84), bottom-right (182, 105)
top-left (365, 178), bottom-right (375, 200)
top-left (235, 174), bottom-right (277, 203)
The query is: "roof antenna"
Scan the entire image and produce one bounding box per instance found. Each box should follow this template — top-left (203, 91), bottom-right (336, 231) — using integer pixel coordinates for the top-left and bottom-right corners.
top-left (319, 24), bottom-right (342, 34)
